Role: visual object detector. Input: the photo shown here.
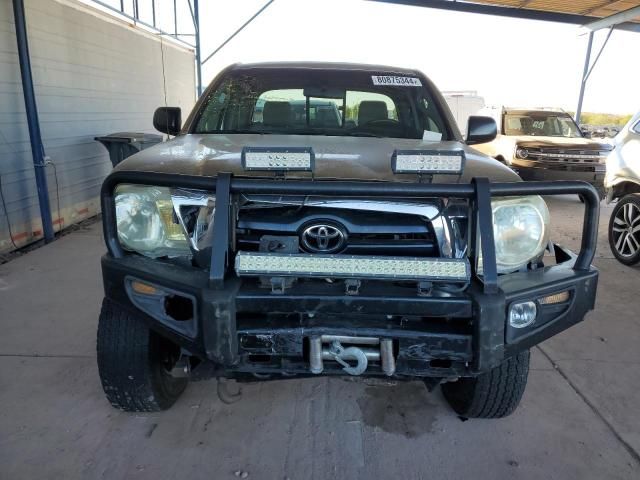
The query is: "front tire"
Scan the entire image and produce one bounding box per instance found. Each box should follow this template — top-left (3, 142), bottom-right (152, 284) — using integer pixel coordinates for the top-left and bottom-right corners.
top-left (97, 299), bottom-right (188, 412)
top-left (441, 350), bottom-right (530, 418)
top-left (608, 194), bottom-right (640, 265)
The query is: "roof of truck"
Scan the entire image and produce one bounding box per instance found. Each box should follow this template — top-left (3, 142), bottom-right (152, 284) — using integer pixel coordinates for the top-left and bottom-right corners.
top-left (230, 61), bottom-right (421, 75)
top-left (505, 109), bottom-right (572, 116)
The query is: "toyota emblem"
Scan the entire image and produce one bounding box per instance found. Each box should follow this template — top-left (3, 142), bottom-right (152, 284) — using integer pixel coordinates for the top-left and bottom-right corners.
top-left (301, 223), bottom-right (347, 253)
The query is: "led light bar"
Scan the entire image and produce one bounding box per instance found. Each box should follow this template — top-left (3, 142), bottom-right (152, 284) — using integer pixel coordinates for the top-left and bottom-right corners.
top-left (235, 252), bottom-right (470, 282)
top-left (391, 150), bottom-right (465, 175)
top-left (241, 147), bottom-right (314, 171)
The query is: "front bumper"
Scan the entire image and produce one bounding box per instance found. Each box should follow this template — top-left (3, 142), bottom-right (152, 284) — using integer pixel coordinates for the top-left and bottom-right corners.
top-left (100, 173), bottom-right (601, 380)
top-left (102, 246), bottom-right (597, 379)
top-left (513, 159), bottom-right (605, 186)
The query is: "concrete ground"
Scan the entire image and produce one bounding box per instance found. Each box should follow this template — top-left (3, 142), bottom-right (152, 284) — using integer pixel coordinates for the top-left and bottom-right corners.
top-left (1, 197), bottom-right (639, 480)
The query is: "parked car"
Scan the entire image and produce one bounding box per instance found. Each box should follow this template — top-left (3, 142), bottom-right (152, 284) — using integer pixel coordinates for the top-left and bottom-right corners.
top-left (473, 107), bottom-right (612, 199)
top-left (605, 111), bottom-right (640, 264)
top-left (97, 62), bottom-right (599, 419)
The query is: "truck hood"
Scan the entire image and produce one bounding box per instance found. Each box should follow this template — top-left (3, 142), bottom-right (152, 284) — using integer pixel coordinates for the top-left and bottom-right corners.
top-left (509, 136), bottom-right (612, 151)
top-left (115, 134), bottom-right (520, 183)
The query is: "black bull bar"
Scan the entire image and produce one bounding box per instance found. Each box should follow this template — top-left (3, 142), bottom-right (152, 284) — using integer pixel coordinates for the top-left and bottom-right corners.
top-left (101, 172), bottom-right (600, 374)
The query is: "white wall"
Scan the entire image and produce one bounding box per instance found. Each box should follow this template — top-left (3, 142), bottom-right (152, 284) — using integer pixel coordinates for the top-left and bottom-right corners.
top-left (443, 93), bottom-right (486, 136)
top-left (0, 0), bottom-right (195, 253)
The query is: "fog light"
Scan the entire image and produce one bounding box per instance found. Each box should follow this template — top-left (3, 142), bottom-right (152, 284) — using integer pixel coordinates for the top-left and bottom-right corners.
top-left (509, 301), bottom-right (537, 328)
top-left (539, 291), bottom-right (570, 305)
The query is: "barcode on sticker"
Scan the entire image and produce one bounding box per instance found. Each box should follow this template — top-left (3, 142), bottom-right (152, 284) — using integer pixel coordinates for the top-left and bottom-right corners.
top-left (372, 76), bottom-right (422, 87)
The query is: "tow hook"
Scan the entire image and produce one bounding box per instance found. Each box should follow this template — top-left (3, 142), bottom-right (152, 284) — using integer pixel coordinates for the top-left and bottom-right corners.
top-left (328, 341), bottom-right (368, 376)
top-left (308, 335), bottom-right (396, 376)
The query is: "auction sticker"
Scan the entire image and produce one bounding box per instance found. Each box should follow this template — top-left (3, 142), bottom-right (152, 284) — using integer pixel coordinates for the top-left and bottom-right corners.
top-left (372, 75), bottom-right (422, 86)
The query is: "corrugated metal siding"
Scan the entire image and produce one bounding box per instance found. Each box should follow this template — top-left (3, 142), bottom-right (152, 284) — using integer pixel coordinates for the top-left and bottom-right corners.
top-left (0, 0), bottom-right (195, 253)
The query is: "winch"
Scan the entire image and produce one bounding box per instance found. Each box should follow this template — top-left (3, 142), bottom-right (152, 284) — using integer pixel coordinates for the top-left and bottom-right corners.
top-left (308, 335), bottom-right (396, 376)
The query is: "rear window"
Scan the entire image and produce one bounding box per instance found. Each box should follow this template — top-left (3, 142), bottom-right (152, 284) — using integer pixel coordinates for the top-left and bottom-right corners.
top-left (193, 69), bottom-right (451, 140)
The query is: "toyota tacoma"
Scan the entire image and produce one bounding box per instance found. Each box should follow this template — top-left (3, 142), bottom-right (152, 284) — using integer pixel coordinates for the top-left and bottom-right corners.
top-left (98, 62), bottom-right (599, 418)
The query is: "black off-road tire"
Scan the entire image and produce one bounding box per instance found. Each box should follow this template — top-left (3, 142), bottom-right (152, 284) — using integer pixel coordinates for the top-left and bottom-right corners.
top-left (97, 299), bottom-right (188, 412)
top-left (441, 349), bottom-right (530, 419)
top-left (608, 193), bottom-right (640, 266)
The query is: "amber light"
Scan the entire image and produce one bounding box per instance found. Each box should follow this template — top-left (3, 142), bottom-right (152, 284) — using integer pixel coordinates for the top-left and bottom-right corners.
top-left (539, 291), bottom-right (570, 305)
top-left (131, 280), bottom-right (158, 295)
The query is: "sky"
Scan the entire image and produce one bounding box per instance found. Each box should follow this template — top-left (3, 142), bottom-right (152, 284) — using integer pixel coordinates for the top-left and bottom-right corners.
top-left (194, 0), bottom-right (640, 115)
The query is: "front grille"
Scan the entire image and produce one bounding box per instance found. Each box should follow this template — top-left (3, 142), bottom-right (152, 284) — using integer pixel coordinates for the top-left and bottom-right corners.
top-left (525, 148), bottom-right (605, 163)
top-left (236, 205), bottom-right (440, 257)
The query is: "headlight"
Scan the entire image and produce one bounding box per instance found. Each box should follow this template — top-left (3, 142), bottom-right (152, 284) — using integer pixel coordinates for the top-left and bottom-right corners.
top-left (515, 147), bottom-right (529, 159)
top-left (115, 184), bottom-right (190, 258)
top-left (479, 196), bottom-right (550, 274)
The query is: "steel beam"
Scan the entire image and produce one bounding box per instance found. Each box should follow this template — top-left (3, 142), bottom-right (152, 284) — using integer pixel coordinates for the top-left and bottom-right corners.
top-left (12, 0), bottom-right (54, 242)
top-left (575, 31), bottom-right (593, 126)
top-left (575, 27), bottom-right (614, 125)
top-left (193, 0), bottom-right (203, 96)
top-left (201, 0), bottom-right (276, 65)
top-left (583, 5), bottom-right (640, 31)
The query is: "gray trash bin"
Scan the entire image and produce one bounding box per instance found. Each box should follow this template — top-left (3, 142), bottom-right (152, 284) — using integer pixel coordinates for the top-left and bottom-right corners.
top-left (95, 132), bottom-right (163, 167)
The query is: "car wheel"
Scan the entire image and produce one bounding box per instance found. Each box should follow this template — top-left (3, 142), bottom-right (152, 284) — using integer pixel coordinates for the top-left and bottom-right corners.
top-left (97, 298), bottom-right (188, 412)
top-left (608, 194), bottom-right (640, 265)
top-left (441, 350), bottom-right (529, 419)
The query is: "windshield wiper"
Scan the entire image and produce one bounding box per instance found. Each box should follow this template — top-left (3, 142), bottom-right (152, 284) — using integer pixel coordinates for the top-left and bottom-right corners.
top-left (197, 129), bottom-right (274, 135)
top-left (345, 132), bottom-right (383, 138)
top-left (196, 129), bottom-right (384, 138)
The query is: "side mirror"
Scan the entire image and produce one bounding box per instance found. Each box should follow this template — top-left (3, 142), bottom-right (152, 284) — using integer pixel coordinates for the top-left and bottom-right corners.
top-left (153, 107), bottom-right (182, 135)
top-left (466, 116), bottom-right (497, 145)
top-left (582, 130), bottom-right (592, 139)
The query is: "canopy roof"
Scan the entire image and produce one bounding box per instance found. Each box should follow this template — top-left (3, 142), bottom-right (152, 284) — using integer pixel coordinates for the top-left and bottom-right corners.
top-left (371, 1), bottom-right (640, 31)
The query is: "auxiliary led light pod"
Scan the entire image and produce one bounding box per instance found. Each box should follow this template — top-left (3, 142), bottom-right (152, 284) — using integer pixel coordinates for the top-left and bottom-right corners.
top-left (391, 149), bottom-right (465, 175)
top-left (241, 147), bottom-right (314, 171)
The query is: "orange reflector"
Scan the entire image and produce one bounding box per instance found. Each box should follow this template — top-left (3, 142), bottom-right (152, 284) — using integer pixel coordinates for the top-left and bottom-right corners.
top-left (131, 280), bottom-right (158, 295)
top-left (539, 291), bottom-right (570, 305)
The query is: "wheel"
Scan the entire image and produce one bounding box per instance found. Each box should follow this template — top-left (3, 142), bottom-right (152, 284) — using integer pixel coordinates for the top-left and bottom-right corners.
top-left (608, 194), bottom-right (640, 265)
top-left (97, 298), bottom-right (188, 412)
top-left (441, 349), bottom-right (530, 419)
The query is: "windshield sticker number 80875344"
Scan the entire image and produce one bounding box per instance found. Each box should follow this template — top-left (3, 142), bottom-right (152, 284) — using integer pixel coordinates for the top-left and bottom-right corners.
top-left (372, 76), bottom-right (422, 87)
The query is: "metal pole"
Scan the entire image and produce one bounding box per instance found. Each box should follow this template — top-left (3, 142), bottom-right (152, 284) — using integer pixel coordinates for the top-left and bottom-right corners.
top-left (575, 31), bottom-right (593, 125)
top-left (201, 0), bottom-right (276, 65)
top-left (12, 0), bottom-right (54, 242)
top-left (194, 0), bottom-right (202, 96)
top-left (173, 0), bottom-right (178, 37)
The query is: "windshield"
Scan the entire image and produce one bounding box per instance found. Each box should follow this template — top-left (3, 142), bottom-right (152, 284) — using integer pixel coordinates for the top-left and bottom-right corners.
top-left (193, 69), bottom-right (451, 140)
top-left (503, 113), bottom-right (583, 138)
